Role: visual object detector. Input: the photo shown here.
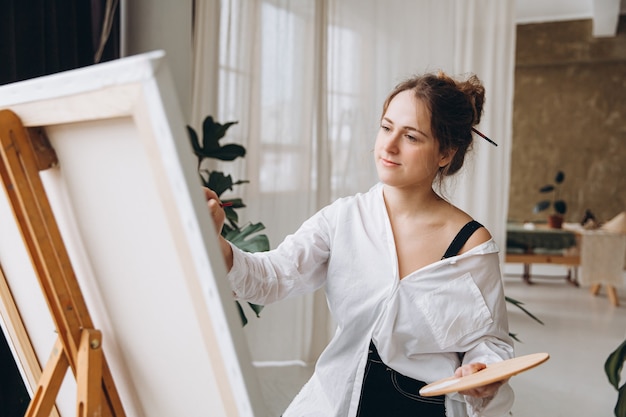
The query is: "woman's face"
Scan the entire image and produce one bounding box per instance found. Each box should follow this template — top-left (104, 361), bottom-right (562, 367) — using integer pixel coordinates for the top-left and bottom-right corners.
top-left (374, 90), bottom-right (452, 190)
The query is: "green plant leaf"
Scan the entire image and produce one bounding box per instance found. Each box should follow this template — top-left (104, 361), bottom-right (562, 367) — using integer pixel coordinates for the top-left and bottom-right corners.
top-left (554, 200), bottom-right (567, 215)
top-left (186, 125), bottom-right (202, 157)
top-left (209, 143), bottom-right (247, 161)
top-left (506, 296), bottom-right (544, 343)
top-left (224, 206), bottom-right (240, 226)
top-left (539, 185), bottom-right (555, 193)
top-left (221, 198), bottom-right (245, 209)
top-left (224, 221), bottom-right (266, 242)
top-left (236, 235), bottom-right (271, 253)
top-left (205, 171), bottom-right (234, 195)
top-left (225, 222), bottom-right (271, 252)
top-left (506, 296), bottom-right (544, 325)
top-left (247, 302), bottom-right (264, 317)
top-left (533, 200), bottom-right (551, 213)
top-left (221, 198), bottom-right (245, 226)
top-left (202, 116), bottom-right (238, 149)
top-left (616, 383), bottom-right (626, 417)
top-left (187, 116), bottom-right (245, 162)
top-left (235, 301), bottom-right (248, 326)
top-left (202, 116), bottom-right (239, 146)
top-left (222, 223), bottom-right (235, 236)
top-left (202, 170), bottom-right (250, 197)
top-left (554, 171), bottom-right (565, 184)
top-left (605, 339), bottom-right (626, 390)
top-left (234, 302), bottom-right (264, 326)
top-left (201, 116), bottom-right (222, 151)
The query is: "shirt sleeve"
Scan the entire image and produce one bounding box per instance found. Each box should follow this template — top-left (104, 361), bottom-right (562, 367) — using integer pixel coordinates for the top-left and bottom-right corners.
top-left (460, 252), bottom-right (516, 417)
top-left (463, 384), bottom-right (514, 417)
top-left (226, 208), bottom-right (332, 305)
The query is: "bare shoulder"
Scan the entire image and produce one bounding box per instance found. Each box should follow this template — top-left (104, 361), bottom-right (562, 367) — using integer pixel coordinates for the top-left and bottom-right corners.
top-left (465, 226), bottom-right (492, 249)
top-left (447, 207), bottom-right (492, 254)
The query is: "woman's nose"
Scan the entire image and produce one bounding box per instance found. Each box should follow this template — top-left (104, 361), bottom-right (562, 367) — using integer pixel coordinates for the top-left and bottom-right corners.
top-left (383, 132), bottom-right (400, 153)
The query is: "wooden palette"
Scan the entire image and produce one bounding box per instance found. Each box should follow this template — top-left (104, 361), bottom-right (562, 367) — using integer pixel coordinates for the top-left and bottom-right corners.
top-left (419, 352), bottom-right (550, 397)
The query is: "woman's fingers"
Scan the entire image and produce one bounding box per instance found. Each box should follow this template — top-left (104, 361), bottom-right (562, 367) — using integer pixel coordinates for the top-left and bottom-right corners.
top-left (203, 187), bottom-right (223, 210)
top-left (204, 187), bottom-right (220, 203)
top-left (203, 187), bottom-right (226, 232)
top-left (455, 363), bottom-right (486, 378)
top-left (454, 362), bottom-right (507, 398)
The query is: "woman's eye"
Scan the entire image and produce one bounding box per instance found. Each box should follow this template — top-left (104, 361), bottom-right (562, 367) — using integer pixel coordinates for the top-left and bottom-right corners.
top-left (406, 135), bottom-right (418, 142)
top-left (381, 125), bottom-right (391, 132)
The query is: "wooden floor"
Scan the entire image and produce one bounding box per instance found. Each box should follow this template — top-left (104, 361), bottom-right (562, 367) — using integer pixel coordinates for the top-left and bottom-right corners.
top-left (255, 263), bottom-right (626, 417)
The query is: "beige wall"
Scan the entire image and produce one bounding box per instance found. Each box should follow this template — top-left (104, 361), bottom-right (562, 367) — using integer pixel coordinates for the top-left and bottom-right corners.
top-left (509, 17), bottom-right (626, 224)
top-left (123, 0), bottom-right (193, 120)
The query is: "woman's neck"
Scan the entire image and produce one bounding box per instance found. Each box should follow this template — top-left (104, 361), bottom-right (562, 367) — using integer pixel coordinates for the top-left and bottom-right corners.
top-left (381, 184), bottom-right (448, 220)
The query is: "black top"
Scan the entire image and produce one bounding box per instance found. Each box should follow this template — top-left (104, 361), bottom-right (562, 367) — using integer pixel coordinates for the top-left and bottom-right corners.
top-left (441, 220), bottom-right (484, 259)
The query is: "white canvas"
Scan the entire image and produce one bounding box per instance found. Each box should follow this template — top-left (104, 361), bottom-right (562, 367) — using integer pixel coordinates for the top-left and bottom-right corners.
top-left (0, 51), bottom-right (267, 417)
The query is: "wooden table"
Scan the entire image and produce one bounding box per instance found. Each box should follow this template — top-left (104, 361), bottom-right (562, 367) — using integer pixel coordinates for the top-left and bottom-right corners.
top-left (506, 223), bottom-right (580, 285)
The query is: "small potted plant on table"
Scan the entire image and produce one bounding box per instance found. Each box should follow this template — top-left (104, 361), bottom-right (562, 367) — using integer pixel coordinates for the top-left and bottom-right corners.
top-left (533, 170), bottom-right (567, 228)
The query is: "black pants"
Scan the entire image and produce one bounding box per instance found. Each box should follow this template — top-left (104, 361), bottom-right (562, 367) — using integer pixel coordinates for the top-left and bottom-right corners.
top-left (355, 342), bottom-right (446, 417)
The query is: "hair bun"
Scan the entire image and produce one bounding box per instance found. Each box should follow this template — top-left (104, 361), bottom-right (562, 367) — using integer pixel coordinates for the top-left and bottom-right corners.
top-left (435, 71), bottom-right (485, 125)
top-left (459, 74), bottom-right (485, 125)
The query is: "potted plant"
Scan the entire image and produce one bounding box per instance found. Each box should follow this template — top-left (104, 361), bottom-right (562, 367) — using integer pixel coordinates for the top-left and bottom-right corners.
top-left (187, 115), bottom-right (269, 325)
top-left (605, 338), bottom-right (626, 416)
top-left (533, 170), bottom-right (567, 228)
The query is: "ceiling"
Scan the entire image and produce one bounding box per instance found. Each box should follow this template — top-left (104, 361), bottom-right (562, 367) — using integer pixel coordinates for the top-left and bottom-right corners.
top-left (515, 0), bottom-right (626, 36)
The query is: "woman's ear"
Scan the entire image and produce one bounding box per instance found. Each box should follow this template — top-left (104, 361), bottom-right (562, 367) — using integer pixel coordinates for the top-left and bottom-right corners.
top-left (439, 148), bottom-right (457, 167)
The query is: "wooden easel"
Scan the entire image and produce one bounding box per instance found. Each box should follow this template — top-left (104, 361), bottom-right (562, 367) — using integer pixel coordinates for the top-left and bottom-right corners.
top-left (0, 109), bottom-right (126, 417)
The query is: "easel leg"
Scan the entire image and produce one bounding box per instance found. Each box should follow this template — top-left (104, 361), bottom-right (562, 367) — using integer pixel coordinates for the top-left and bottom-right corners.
top-left (0, 110), bottom-right (125, 417)
top-left (25, 338), bottom-right (68, 417)
top-left (77, 329), bottom-right (103, 417)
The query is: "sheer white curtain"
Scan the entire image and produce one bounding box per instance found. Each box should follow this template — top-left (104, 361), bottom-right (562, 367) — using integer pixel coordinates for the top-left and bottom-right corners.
top-left (191, 0), bottom-right (516, 364)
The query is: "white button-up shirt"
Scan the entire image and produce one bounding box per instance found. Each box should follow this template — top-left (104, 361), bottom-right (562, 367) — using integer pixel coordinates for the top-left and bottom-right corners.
top-left (227, 183), bottom-right (514, 417)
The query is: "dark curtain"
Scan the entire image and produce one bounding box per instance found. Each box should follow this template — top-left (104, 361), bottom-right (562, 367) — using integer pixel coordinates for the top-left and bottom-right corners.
top-left (0, 330), bottom-right (29, 416)
top-left (0, 0), bottom-right (120, 86)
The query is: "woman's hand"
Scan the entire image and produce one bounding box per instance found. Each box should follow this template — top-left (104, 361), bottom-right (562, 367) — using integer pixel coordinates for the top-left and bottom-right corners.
top-left (203, 187), bottom-right (226, 234)
top-left (454, 363), bottom-right (507, 398)
top-left (203, 187), bottom-right (234, 270)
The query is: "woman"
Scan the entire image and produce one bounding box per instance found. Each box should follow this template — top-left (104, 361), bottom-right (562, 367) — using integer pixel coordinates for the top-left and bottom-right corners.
top-left (205, 71), bottom-right (514, 416)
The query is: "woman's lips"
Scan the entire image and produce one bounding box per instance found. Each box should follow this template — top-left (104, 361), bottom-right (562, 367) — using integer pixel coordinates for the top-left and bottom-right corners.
top-left (380, 157), bottom-right (400, 167)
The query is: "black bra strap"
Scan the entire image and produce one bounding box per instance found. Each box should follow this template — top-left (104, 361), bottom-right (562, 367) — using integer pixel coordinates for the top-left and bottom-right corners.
top-left (441, 220), bottom-right (483, 259)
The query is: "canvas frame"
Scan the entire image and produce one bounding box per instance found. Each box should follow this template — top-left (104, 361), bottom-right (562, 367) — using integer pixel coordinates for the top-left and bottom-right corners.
top-left (0, 51), bottom-right (266, 417)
